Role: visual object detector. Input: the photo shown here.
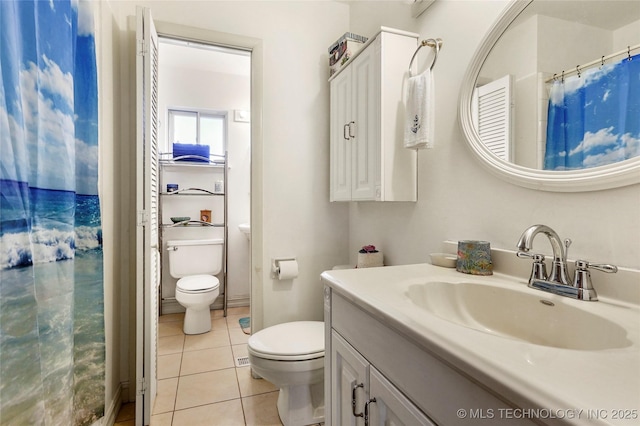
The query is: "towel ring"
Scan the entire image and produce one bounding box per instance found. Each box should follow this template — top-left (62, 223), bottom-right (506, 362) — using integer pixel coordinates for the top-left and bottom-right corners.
top-left (409, 38), bottom-right (443, 76)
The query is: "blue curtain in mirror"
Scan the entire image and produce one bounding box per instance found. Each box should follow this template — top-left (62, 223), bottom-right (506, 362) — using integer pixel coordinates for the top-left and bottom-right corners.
top-left (0, 1), bottom-right (104, 424)
top-left (545, 54), bottom-right (640, 170)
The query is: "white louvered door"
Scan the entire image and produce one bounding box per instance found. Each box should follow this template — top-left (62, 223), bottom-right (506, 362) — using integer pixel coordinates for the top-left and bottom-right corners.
top-left (136, 6), bottom-right (159, 425)
top-left (474, 75), bottom-right (513, 161)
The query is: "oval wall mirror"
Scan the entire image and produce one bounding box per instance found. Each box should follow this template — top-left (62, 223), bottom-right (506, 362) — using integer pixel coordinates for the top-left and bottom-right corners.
top-left (459, 0), bottom-right (640, 192)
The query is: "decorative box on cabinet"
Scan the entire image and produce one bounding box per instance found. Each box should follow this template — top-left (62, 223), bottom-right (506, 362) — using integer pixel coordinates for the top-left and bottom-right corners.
top-left (329, 27), bottom-right (418, 202)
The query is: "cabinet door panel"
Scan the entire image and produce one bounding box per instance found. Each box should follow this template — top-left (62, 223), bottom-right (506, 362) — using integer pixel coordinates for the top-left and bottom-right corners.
top-left (331, 331), bottom-right (369, 426)
top-left (351, 43), bottom-right (379, 201)
top-left (369, 367), bottom-right (436, 426)
top-left (330, 69), bottom-right (352, 201)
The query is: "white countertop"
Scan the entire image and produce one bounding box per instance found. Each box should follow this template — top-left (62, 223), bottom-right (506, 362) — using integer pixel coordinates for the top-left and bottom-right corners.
top-left (321, 263), bottom-right (640, 425)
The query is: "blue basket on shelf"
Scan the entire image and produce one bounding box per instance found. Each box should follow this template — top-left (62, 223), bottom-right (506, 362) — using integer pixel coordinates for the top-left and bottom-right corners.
top-left (172, 143), bottom-right (210, 163)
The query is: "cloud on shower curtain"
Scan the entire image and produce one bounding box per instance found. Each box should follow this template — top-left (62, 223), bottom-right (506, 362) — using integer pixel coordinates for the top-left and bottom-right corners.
top-left (545, 53), bottom-right (640, 170)
top-left (0, 0), bottom-right (98, 195)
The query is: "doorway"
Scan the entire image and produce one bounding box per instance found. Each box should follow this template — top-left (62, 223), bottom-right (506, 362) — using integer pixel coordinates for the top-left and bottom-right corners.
top-left (157, 37), bottom-right (252, 316)
top-left (136, 10), bottom-right (264, 423)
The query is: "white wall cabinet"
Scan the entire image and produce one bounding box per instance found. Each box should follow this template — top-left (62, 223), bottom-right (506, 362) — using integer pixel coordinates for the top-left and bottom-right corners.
top-left (329, 28), bottom-right (418, 202)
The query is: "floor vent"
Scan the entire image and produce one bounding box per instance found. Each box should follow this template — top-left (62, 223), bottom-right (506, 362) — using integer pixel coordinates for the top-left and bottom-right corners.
top-left (235, 356), bottom-right (250, 367)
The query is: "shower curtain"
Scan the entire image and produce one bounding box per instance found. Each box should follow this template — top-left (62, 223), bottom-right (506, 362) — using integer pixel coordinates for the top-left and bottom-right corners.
top-left (0, 1), bottom-right (104, 425)
top-left (545, 53), bottom-right (640, 170)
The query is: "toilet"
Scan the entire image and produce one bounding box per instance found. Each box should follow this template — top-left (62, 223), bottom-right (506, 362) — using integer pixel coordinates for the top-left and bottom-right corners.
top-left (166, 239), bottom-right (223, 334)
top-left (247, 321), bottom-right (325, 426)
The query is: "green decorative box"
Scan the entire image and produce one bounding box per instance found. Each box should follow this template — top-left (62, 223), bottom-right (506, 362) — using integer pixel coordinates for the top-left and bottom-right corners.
top-left (456, 240), bottom-right (493, 275)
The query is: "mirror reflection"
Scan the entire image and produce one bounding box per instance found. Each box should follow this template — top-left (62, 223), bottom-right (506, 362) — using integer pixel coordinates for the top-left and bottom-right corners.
top-left (475, 0), bottom-right (640, 170)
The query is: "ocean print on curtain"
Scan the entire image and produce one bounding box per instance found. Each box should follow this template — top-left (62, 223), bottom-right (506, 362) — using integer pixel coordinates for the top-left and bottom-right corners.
top-left (0, 0), bottom-right (104, 425)
top-left (545, 53), bottom-right (640, 170)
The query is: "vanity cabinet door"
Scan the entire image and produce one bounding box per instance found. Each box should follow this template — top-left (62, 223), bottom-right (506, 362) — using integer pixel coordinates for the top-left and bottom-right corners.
top-left (367, 367), bottom-right (436, 426)
top-left (331, 331), bottom-right (369, 426)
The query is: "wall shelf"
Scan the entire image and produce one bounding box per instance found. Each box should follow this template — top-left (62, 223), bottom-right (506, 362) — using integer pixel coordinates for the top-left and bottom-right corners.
top-left (161, 187), bottom-right (223, 196)
top-left (161, 221), bottom-right (224, 228)
top-left (159, 153), bottom-right (225, 169)
top-left (158, 152), bottom-right (229, 317)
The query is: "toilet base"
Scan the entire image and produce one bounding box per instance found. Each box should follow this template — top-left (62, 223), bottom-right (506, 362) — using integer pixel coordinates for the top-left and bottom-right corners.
top-left (182, 307), bottom-right (212, 335)
top-left (276, 381), bottom-right (324, 426)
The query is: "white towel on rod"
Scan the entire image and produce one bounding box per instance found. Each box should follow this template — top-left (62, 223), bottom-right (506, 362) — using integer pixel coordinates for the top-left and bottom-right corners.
top-left (404, 68), bottom-right (434, 149)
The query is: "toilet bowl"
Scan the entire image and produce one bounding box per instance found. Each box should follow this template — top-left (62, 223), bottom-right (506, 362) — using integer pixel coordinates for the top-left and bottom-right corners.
top-left (167, 239), bottom-right (223, 334)
top-left (247, 321), bottom-right (325, 426)
top-left (175, 274), bottom-right (220, 334)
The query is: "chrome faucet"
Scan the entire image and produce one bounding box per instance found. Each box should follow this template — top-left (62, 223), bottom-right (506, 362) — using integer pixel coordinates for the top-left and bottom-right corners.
top-left (516, 224), bottom-right (617, 301)
top-left (517, 224), bottom-right (571, 286)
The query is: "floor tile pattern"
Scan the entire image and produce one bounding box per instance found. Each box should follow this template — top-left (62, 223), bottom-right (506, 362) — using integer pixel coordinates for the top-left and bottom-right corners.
top-left (114, 307), bottom-right (286, 426)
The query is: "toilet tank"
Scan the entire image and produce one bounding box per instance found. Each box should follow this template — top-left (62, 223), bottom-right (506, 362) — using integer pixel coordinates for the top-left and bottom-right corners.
top-left (166, 239), bottom-right (223, 278)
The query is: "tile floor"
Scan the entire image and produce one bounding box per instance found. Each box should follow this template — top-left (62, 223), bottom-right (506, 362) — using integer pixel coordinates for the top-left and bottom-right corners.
top-left (114, 307), bottom-right (288, 426)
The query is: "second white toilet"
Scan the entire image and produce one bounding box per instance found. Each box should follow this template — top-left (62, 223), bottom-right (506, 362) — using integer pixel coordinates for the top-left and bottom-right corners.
top-left (166, 238), bottom-right (223, 334)
top-left (247, 321), bottom-right (325, 426)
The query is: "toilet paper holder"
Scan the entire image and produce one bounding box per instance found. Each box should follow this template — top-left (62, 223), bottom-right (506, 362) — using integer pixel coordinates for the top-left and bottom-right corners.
top-left (271, 257), bottom-right (297, 279)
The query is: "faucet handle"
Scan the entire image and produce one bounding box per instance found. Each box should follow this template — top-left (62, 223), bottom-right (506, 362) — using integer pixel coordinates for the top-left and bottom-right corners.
top-left (575, 260), bottom-right (618, 274)
top-left (517, 251), bottom-right (547, 281)
top-left (573, 260), bottom-right (618, 294)
top-left (517, 251), bottom-right (545, 261)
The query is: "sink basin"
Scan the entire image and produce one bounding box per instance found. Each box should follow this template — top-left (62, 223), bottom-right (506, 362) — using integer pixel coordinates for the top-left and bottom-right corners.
top-left (406, 281), bottom-right (631, 350)
top-left (238, 223), bottom-right (250, 240)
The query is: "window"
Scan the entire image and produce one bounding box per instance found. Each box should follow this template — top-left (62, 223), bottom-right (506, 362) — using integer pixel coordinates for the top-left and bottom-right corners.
top-left (168, 109), bottom-right (226, 157)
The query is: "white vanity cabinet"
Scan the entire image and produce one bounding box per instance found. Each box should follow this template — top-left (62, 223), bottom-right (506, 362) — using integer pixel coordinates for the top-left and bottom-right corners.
top-left (324, 287), bottom-right (534, 426)
top-left (332, 331), bottom-right (435, 426)
top-left (329, 28), bottom-right (418, 202)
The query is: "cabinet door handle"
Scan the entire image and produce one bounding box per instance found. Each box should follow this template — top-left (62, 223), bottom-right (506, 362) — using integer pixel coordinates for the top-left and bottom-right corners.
top-left (352, 383), bottom-right (364, 418)
top-left (343, 123), bottom-right (351, 140)
top-left (348, 121), bottom-right (356, 138)
top-left (364, 397), bottom-right (377, 426)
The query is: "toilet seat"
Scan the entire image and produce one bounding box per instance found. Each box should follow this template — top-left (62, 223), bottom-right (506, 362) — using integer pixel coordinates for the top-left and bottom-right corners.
top-left (248, 321), bottom-right (324, 361)
top-left (176, 274), bottom-right (219, 294)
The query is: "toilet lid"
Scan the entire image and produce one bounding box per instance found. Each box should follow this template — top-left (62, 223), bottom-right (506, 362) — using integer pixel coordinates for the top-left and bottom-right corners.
top-left (247, 321), bottom-right (324, 361)
top-left (176, 275), bottom-right (219, 293)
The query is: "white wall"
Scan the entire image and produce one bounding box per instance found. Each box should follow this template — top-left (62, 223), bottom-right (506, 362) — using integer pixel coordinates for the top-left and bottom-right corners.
top-left (112, 0), bottom-right (351, 332)
top-left (614, 18), bottom-right (640, 51)
top-left (95, 0), bottom-right (128, 417)
top-left (347, 1), bottom-right (640, 270)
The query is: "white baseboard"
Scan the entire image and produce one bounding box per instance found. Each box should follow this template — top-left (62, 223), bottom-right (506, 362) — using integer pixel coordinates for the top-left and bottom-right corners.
top-left (161, 296), bottom-right (249, 315)
top-left (100, 382), bottom-right (123, 426)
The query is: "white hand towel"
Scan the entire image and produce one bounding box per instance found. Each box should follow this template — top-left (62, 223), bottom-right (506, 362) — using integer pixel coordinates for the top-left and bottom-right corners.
top-left (404, 68), bottom-right (434, 149)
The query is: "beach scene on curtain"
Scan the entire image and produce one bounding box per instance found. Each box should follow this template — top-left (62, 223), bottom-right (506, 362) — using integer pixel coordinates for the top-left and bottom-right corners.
top-left (545, 53), bottom-right (640, 170)
top-left (0, 1), bottom-right (104, 425)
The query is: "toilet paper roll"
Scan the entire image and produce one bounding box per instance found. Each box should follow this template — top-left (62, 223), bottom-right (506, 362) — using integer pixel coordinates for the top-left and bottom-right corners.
top-left (277, 260), bottom-right (299, 280)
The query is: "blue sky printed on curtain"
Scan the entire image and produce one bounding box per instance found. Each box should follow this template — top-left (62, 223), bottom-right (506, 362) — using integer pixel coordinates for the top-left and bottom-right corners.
top-left (0, 0), bottom-right (104, 424)
top-left (545, 54), bottom-right (640, 170)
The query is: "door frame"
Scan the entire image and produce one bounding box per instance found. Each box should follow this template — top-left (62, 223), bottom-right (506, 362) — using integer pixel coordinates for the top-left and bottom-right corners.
top-left (152, 18), bottom-right (264, 333)
top-left (135, 17), bottom-right (264, 424)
